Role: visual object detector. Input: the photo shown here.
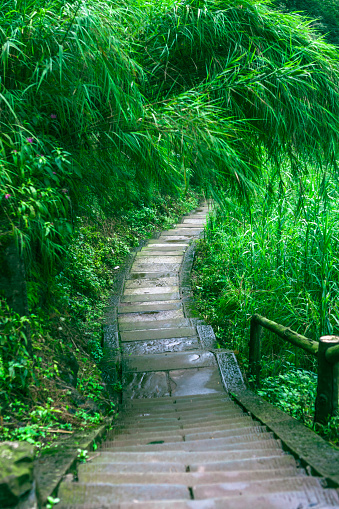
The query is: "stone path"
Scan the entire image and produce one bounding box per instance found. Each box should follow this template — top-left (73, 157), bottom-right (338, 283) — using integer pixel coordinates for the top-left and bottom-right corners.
top-left (59, 204), bottom-right (339, 508)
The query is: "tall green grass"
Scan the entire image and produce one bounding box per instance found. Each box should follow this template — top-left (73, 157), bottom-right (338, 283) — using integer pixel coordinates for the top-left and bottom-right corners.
top-left (193, 165), bottom-right (339, 371)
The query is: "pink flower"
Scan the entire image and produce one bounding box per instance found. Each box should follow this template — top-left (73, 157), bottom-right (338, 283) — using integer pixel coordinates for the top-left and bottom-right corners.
top-left (5, 194), bottom-right (11, 199)
top-left (27, 137), bottom-right (33, 143)
top-left (62, 189), bottom-right (68, 194)
top-left (51, 114), bottom-right (57, 119)
top-left (52, 172), bottom-right (56, 174)
top-left (13, 150), bottom-right (18, 153)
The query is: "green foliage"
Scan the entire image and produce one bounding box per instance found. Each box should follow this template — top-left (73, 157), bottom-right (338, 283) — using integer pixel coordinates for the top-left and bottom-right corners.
top-left (257, 366), bottom-right (317, 425)
top-left (192, 169), bottom-right (339, 443)
top-left (0, 300), bottom-right (32, 399)
top-left (273, 0), bottom-right (339, 45)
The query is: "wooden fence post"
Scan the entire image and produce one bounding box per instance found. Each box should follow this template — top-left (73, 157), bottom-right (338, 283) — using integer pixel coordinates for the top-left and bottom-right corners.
top-left (249, 315), bottom-right (263, 387)
top-left (314, 335), bottom-right (339, 425)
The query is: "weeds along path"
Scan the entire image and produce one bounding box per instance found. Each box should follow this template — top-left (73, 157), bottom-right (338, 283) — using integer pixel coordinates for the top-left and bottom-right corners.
top-left (58, 204), bottom-right (339, 508)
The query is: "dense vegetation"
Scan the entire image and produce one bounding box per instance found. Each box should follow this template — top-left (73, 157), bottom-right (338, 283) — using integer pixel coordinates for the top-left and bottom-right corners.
top-left (192, 170), bottom-right (339, 443)
top-left (274, 0), bottom-right (339, 45)
top-left (1, 0), bottom-right (339, 445)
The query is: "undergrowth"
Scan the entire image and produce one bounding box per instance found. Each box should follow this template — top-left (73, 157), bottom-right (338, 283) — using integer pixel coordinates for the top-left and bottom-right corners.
top-left (0, 191), bottom-right (200, 448)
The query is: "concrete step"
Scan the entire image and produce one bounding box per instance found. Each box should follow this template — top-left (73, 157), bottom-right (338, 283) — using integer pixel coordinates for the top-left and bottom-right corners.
top-left (78, 467), bottom-right (301, 484)
top-left (103, 428), bottom-right (273, 448)
top-left (123, 401), bottom-right (248, 419)
top-left (131, 262), bottom-right (181, 272)
top-left (124, 392), bottom-right (229, 406)
top-left (118, 301), bottom-right (182, 313)
top-left (126, 270), bottom-right (181, 279)
top-left (102, 437), bottom-right (280, 453)
top-left (121, 337), bottom-right (200, 356)
top-left (58, 489), bottom-right (339, 509)
top-left (124, 277), bottom-right (179, 288)
top-left (137, 251), bottom-right (186, 256)
top-left (87, 449), bottom-right (286, 465)
top-left (120, 293), bottom-right (181, 303)
top-left (119, 309), bottom-right (185, 323)
top-left (119, 318), bottom-right (190, 330)
top-left (58, 483), bottom-right (190, 505)
top-left (122, 403), bottom-right (244, 417)
top-left (118, 411), bottom-right (251, 427)
top-left (116, 416), bottom-right (255, 432)
top-left (123, 351), bottom-right (216, 372)
top-left (193, 476), bottom-right (328, 499)
top-left (105, 425), bottom-right (268, 444)
top-left (120, 326), bottom-right (196, 342)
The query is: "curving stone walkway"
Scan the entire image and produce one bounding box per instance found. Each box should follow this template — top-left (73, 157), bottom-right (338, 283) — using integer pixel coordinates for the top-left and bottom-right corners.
top-left (59, 204), bottom-right (339, 508)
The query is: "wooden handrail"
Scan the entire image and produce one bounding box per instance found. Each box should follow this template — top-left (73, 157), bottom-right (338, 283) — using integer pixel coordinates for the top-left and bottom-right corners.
top-left (249, 315), bottom-right (339, 425)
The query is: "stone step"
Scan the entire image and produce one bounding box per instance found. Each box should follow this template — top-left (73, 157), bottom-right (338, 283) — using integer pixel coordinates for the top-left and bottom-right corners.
top-left (147, 240), bottom-right (190, 245)
top-left (133, 255), bottom-right (183, 264)
top-left (126, 270), bottom-right (180, 279)
top-left (119, 318), bottom-right (190, 330)
top-left (123, 286), bottom-right (180, 295)
top-left (121, 337), bottom-right (200, 356)
top-left (102, 437), bottom-right (280, 453)
top-left (131, 262), bottom-right (181, 272)
top-left (118, 301), bottom-right (182, 313)
top-left (78, 467), bottom-right (301, 485)
top-left (123, 351), bottom-right (216, 372)
top-left (120, 408), bottom-right (246, 422)
top-left (120, 402), bottom-right (244, 423)
top-left (163, 228), bottom-right (202, 235)
top-left (159, 235), bottom-right (196, 241)
top-left (120, 292), bottom-right (180, 303)
top-left (106, 424), bottom-right (265, 442)
top-left (125, 393), bottom-right (229, 406)
top-left (189, 455), bottom-right (297, 472)
top-left (124, 277), bottom-right (179, 288)
top-left (87, 449), bottom-right (286, 464)
top-left (104, 427), bottom-right (269, 447)
top-left (58, 489), bottom-right (339, 509)
top-left (78, 456), bottom-right (296, 476)
top-left (104, 427), bottom-right (271, 447)
top-left (193, 476), bottom-right (327, 499)
top-left (58, 483), bottom-right (190, 505)
top-left (119, 309), bottom-right (185, 323)
top-left (137, 251), bottom-right (186, 256)
top-left (174, 223), bottom-right (205, 228)
top-left (120, 326), bottom-right (196, 342)
top-left (122, 400), bottom-right (235, 414)
top-left (117, 416), bottom-right (254, 431)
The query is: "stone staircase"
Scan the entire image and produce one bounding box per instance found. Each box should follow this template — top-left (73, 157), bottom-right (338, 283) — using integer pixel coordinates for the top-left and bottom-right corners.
top-left (59, 204), bottom-right (339, 508)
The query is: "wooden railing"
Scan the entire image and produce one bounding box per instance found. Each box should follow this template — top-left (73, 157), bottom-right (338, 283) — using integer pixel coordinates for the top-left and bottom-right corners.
top-left (249, 314), bottom-right (339, 425)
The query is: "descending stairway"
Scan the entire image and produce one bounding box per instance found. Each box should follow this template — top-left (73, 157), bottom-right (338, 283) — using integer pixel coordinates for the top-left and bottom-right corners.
top-left (59, 204), bottom-right (339, 508)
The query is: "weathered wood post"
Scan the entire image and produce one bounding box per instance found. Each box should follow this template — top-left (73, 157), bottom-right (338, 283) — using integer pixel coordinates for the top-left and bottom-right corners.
top-left (249, 314), bottom-right (263, 387)
top-left (314, 335), bottom-right (339, 425)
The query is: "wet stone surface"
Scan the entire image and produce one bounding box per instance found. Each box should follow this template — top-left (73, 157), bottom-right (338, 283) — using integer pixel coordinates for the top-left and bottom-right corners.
top-left (123, 371), bottom-right (170, 399)
top-left (119, 318), bottom-right (191, 330)
top-left (124, 277), bottom-right (179, 289)
top-left (169, 367), bottom-right (224, 396)
top-left (123, 351), bottom-right (217, 373)
top-left (118, 301), bottom-right (182, 313)
top-left (120, 326), bottom-right (197, 342)
top-left (123, 286), bottom-right (179, 295)
top-left (121, 337), bottom-right (200, 356)
top-left (121, 292), bottom-right (180, 303)
top-left (118, 309), bottom-right (185, 323)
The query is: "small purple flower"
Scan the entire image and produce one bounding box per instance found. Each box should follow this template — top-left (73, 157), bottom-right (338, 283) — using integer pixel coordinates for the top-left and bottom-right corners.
top-left (51, 114), bottom-right (57, 119)
top-left (52, 172), bottom-right (56, 174)
top-left (5, 194), bottom-right (11, 199)
top-left (13, 150), bottom-right (18, 153)
top-left (27, 137), bottom-right (34, 143)
top-left (62, 189), bottom-right (68, 194)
